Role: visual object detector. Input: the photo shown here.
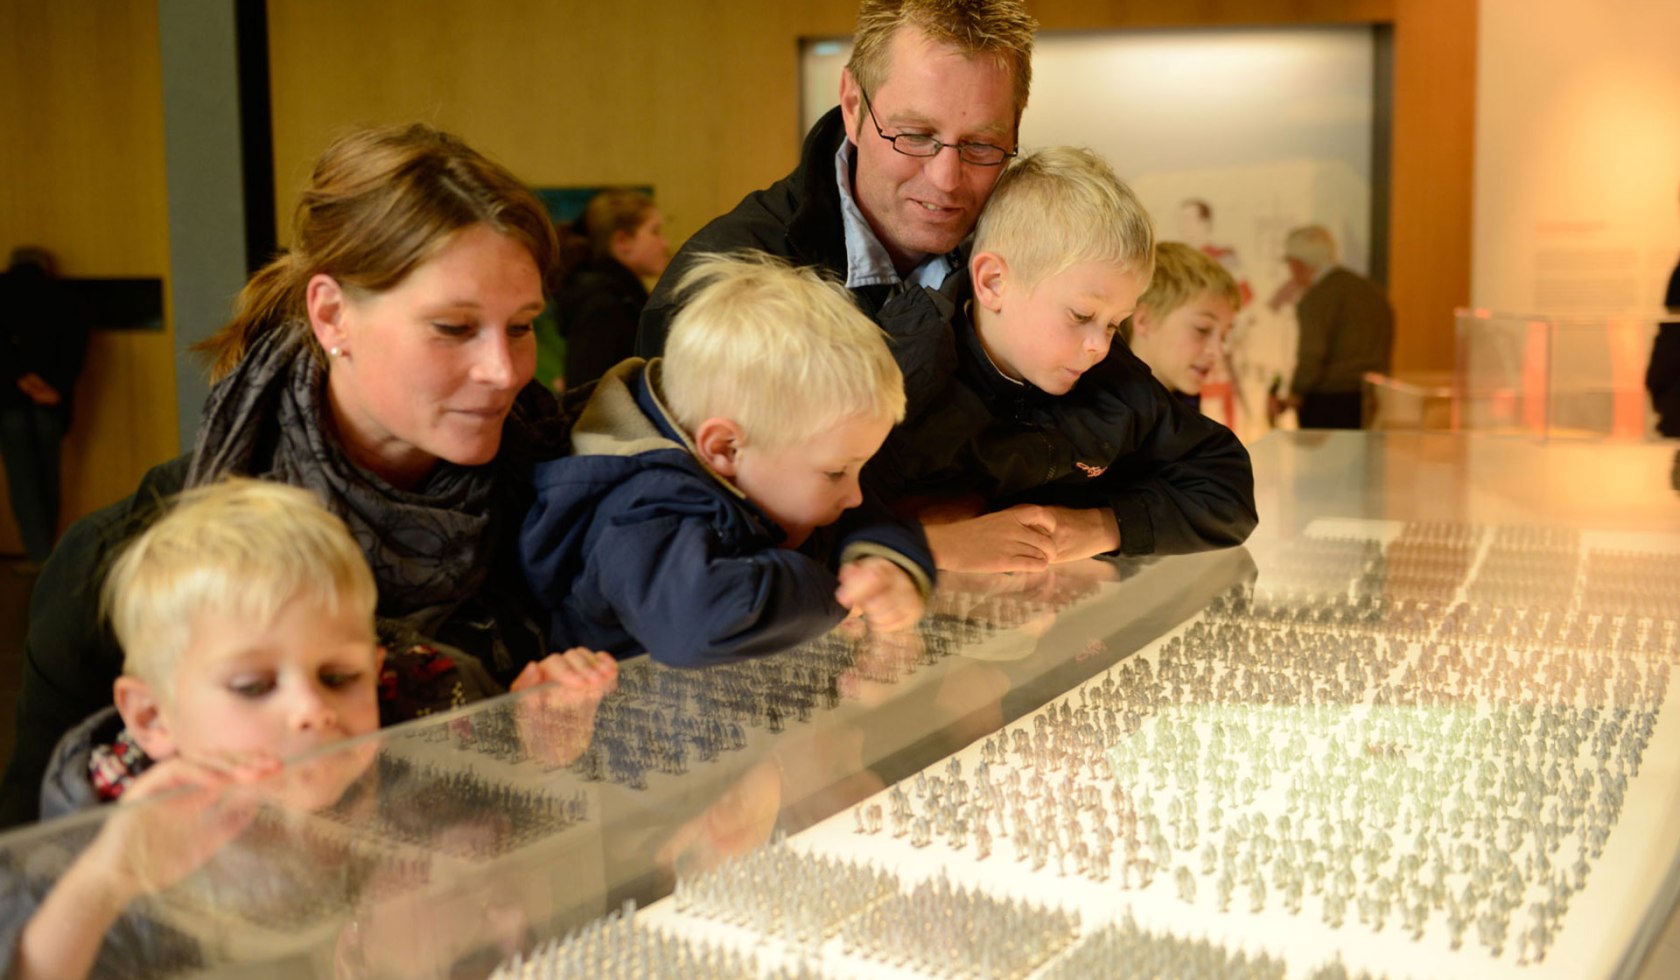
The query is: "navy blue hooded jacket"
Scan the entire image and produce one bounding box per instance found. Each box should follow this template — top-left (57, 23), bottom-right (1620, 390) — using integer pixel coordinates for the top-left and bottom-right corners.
top-left (520, 359), bottom-right (935, 668)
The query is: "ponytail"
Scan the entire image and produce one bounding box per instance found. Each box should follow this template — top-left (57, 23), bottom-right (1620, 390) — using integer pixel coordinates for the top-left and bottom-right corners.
top-left (194, 251), bottom-right (312, 382)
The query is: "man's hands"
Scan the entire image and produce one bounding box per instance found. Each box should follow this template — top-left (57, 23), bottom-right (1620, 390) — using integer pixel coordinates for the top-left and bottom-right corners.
top-left (922, 504), bottom-right (1120, 572)
top-left (1043, 505), bottom-right (1121, 563)
top-left (835, 557), bottom-right (925, 633)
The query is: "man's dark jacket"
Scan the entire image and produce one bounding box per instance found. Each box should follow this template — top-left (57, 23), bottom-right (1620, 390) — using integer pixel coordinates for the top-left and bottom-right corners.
top-left (638, 107), bottom-right (872, 356)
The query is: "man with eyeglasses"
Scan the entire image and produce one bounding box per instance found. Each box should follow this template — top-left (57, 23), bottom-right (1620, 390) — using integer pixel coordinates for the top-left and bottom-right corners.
top-left (635, 0), bottom-right (1036, 356)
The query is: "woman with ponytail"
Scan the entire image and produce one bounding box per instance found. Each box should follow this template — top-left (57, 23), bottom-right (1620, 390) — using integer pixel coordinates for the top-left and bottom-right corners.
top-left (550, 188), bottom-right (668, 389)
top-left (0, 124), bottom-right (613, 826)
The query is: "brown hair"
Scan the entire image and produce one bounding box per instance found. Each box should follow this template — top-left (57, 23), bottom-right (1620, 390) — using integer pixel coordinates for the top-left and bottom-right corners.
top-left (555, 187), bottom-right (656, 287)
top-left (847, 0), bottom-right (1037, 121)
top-left (196, 123), bottom-right (558, 381)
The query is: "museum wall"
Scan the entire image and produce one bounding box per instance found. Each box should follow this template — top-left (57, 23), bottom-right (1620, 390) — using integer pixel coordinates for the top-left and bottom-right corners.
top-left (0, 0), bottom-right (178, 554)
top-left (265, 0), bottom-right (1474, 381)
top-left (1472, 0), bottom-right (1680, 318)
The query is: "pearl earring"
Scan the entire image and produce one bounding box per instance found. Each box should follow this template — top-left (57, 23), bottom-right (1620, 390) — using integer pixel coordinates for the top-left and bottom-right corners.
top-left (329, 346), bottom-right (341, 358)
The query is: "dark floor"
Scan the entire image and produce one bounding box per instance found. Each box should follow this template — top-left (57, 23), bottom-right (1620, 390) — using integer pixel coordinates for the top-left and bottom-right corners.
top-left (0, 555), bottom-right (34, 778)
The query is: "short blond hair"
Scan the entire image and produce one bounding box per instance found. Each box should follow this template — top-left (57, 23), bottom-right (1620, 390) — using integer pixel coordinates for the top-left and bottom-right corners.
top-left (974, 146), bottom-right (1156, 290)
top-left (104, 479), bottom-right (378, 692)
top-left (848, 0), bottom-right (1038, 121)
top-left (1124, 242), bottom-right (1243, 341)
top-left (662, 252), bottom-right (905, 450)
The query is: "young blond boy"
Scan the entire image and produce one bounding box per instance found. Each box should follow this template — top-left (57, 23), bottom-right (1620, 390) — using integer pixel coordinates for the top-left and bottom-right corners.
top-left (1123, 241), bottom-right (1242, 405)
top-left (866, 146), bottom-right (1258, 572)
top-left (8, 479), bottom-right (382, 978)
top-left (9, 479), bottom-right (608, 979)
top-left (521, 251), bottom-right (936, 668)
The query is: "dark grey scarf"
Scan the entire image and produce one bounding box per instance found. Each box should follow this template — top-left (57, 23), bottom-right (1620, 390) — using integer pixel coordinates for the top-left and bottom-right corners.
top-left (186, 327), bottom-right (493, 637)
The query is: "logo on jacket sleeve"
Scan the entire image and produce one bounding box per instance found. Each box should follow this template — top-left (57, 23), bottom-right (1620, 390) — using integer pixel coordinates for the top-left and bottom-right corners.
top-left (1075, 461), bottom-right (1107, 478)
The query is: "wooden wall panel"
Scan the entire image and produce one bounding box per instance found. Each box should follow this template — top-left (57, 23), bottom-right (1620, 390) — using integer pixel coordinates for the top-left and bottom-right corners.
top-left (1388, 0), bottom-right (1477, 375)
top-left (267, 0), bottom-right (1471, 379)
top-left (0, 0), bottom-right (176, 553)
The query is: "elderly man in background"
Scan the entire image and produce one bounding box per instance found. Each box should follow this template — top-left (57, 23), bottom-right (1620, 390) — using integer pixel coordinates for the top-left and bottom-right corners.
top-left (1269, 224), bottom-right (1394, 430)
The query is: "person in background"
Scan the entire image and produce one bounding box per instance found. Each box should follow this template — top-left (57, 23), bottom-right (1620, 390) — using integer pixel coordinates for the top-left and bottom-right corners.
top-left (1268, 224), bottom-right (1394, 430)
top-left (1177, 199), bottom-right (1252, 308)
top-left (549, 189), bottom-right (669, 392)
top-left (636, 0), bottom-right (1036, 356)
top-left (1, 123), bottom-right (613, 828)
top-left (0, 246), bottom-right (89, 566)
top-left (522, 251), bottom-right (934, 668)
top-left (1647, 182), bottom-right (1680, 437)
top-left (1121, 241), bottom-right (1242, 415)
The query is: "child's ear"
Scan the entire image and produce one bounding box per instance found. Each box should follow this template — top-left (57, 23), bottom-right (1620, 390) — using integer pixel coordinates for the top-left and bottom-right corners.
top-left (970, 251), bottom-right (1009, 313)
top-left (693, 418), bottom-right (745, 478)
top-left (113, 676), bottom-right (177, 761)
top-left (305, 273), bottom-right (350, 354)
top-left (1130, 306), bottom-right (1157, 339)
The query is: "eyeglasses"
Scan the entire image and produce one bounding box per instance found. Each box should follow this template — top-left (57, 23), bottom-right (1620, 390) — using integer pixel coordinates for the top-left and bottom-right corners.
top-left (859, 88), bottom-right (1015, 167)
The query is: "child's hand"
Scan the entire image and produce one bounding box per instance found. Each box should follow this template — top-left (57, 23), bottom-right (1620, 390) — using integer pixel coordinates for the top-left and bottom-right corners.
top-left (923, 504), bottom-right (1056, 572)
top-left (512, 649), bottom-right (617, 769)
top-left (835, 556), bottom-right (925, 632)
top-left (95, 756), bottom-right (276, 898)
top-left (1041, 505), bottom-right (1121, 562)
top-left (838, 629), bottom-right (925, 705)
top-left (512, 648), bottom-right (619, 693)
top-left (18, 758), bottom-right (275, 980)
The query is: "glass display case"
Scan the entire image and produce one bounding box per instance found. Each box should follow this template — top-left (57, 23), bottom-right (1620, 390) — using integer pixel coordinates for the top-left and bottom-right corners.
top-left (3, 431), bottom-right (1678, 979)
top-left (1453, 309), bottom-right (1659, 439)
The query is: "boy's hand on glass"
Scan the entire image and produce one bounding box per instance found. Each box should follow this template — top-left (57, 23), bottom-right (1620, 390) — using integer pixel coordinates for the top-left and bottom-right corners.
top-left (836, 556), bottom-right (925, 632)
top-left (94, 756), bottom-right (275, 898)
top-left (1041, 505), bottom-right (1121, 562)
top-left (18, 758), bottom-right (274, 980)
top-left (512, 648), bottom-right (619, 694)
top-left (923, 505), bottom-right (1056, 572)
top-left (511, 648), bottom-right (617, 768)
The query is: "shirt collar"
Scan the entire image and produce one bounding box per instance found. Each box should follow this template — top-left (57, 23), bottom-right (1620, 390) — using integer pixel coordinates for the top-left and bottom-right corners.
top-left (833, 138), bottom-right (956, 291)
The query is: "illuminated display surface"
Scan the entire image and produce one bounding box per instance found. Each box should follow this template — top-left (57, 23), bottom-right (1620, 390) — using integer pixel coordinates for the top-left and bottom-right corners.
top-left (2, 432), bottom-right (1676, 979)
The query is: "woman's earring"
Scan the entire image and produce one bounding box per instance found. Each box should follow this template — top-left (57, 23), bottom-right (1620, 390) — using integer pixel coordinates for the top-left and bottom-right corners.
top-left (329, 346), bottom-right (342, 358)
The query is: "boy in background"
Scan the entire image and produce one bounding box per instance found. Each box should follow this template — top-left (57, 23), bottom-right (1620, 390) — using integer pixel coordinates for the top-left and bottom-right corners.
top-left (1121, 241), bottom-right (1242, 413)
top-left (521, 252), bottom-right (935, 668)
top-left (868, 146), bottom-right (1257, 572)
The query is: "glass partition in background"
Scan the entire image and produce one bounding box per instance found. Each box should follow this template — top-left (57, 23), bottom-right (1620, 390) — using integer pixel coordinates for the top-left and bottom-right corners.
top-left (3, 432), bottom-right (1679, 979)
top-left (1364, 369), bottom-right (1456, 430)
top-left (1453, 309), bottom-right (1659, 439)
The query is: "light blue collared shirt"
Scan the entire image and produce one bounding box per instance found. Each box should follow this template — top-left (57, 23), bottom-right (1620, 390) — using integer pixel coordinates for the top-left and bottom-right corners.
top-left (833, 139), bottom-right (956, 292)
